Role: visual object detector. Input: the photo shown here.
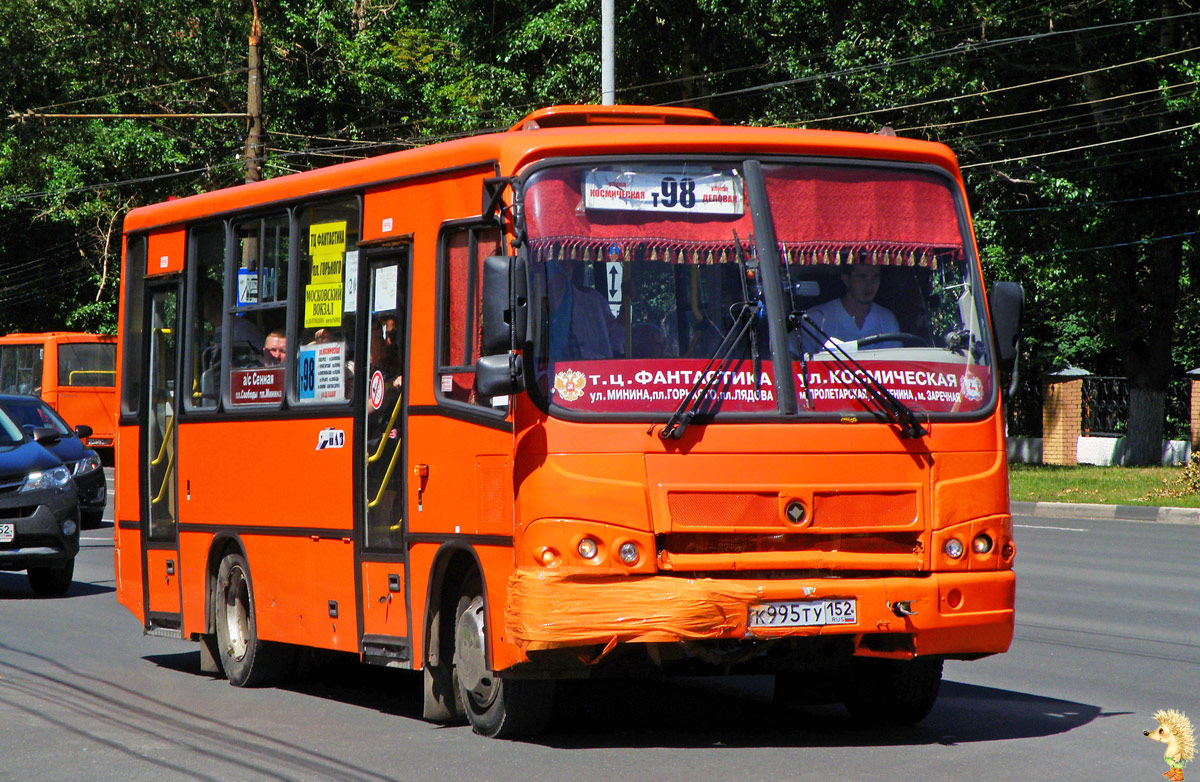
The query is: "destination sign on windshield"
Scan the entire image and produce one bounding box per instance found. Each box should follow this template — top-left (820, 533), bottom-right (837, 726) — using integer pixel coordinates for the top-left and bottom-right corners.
top-left (583, 168), bottom-right (745, 215)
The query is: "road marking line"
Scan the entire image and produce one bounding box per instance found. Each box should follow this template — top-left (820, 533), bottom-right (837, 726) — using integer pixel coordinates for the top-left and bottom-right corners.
top-left (1014, 524), bottom-right (1088, 532)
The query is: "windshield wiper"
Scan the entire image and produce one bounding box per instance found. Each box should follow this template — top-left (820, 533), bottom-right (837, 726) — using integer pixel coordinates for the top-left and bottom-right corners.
top-left (658, 300), bottom-right (759, 440)
top-left (789, 310), bottom-right (928, 439)
top-left (731, 231), bottom-right (762, 396)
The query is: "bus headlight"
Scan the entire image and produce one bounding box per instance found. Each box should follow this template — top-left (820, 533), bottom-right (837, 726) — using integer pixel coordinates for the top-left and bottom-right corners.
top-left (617, 541), bottom-right (639, 565)
top-left (943, 538), bottom-right (965, 559)
top-left (972, 534), bottom-right (993, 555)
top-left (577, 537), bottom-right (598, 560)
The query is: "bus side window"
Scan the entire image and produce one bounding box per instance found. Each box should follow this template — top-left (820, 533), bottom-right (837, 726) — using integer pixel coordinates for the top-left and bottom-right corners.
top-left (436, 222), bottom-right (505, 411)
top-left (120, 235), bottom-right (147, 417)
top-left (294, 198), bottom-right (360, 406)
top-left (227, 214), bottom-right (288, 409)
top-left (186, 223), bottom-right (226, 411)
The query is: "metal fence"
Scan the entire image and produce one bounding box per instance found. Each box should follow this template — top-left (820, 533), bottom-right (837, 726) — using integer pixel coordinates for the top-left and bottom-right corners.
top-left (1006, 372), bottom-right (1042, 437)
top-left (1080, 376), bottom-right (1190, 440)
top-left (1007, 374), bottom-right (1191, 440)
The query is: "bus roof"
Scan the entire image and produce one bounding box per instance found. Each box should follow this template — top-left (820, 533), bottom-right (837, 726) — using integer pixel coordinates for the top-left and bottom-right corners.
top-left (0, 332), bottom-right (116, 344)
top-left (123, 105), bottom-right (964, 235)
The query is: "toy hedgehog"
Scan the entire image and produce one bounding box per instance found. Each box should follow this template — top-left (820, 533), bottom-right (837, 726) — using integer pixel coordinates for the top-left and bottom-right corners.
top-left (1146, 709), bottom-right (1195, 781)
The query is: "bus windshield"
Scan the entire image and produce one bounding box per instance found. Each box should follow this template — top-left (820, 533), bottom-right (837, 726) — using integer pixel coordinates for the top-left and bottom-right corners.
top-left (523, 159), bottom-right (993, 420)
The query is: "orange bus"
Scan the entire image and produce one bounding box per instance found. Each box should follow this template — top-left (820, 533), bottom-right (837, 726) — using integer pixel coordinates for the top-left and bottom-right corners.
top-left (0, 331), bottom-right (118, 449)
top-left (115, 104), bottom-right (1024, 737)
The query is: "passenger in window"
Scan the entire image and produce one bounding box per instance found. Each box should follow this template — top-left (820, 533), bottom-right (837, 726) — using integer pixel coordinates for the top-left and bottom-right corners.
top-left (546, 260), bottom-right (617, 360)
top-left (631, 321), bottom-right (667, 358)
top-left (801, 264), bottom-right (899, 351)
top-left (263, 330), bottom-right (287, 366)
top-left (202, 280), bottom-right (266, 369)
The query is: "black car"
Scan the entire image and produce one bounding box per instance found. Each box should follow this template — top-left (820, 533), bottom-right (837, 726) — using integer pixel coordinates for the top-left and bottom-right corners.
top-left (0, 405), bottom-right (79, 596)
top-left (0, 394), bottom-right (106, 529)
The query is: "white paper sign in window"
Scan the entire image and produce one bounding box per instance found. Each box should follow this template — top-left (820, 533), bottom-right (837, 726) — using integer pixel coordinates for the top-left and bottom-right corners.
top-left (583, 168), bottom-right (744, 215)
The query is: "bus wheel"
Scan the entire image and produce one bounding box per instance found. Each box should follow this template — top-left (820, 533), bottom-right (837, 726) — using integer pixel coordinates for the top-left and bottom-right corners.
top-left (452, 577), bottom-right (554, 738)
top-left (215, 552), bottom-right (293, 687)
top-left (843, 657), bottom-right (943, 726)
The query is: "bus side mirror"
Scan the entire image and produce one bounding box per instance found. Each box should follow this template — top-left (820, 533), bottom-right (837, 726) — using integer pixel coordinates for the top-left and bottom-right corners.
top-left (475, 353), bottom-right (524, 397)
top-left (480, 255), bottom-right (528, 356)
top-left (989, 281), bottom-right (1024, 369)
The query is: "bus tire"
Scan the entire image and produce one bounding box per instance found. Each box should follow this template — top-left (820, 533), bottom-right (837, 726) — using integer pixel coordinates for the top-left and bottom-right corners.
top-left (843, 657), bottom-right (943, 726)
top-left (452, 577), bottom-right (553, 738)
top-left (214, 552), bottom-right (294, 687)
top-left (27, 558), bottom-right (74, 596)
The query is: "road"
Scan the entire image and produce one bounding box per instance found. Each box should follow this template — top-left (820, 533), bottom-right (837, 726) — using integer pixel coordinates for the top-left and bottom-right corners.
top-left (1, 476), bottom-right (1197, 781)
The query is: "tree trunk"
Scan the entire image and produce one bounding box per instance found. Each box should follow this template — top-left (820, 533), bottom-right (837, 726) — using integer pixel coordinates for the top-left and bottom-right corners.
top-left (1125, 387), bottom-right (1165, 466)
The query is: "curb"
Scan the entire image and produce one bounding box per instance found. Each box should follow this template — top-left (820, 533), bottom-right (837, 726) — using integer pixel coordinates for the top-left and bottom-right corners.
top-left (1012, 501), bottom-right (1200, 525)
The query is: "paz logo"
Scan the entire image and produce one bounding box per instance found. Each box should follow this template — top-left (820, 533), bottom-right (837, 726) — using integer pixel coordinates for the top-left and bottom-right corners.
top-left (960, 372), bottom-right (984, 402)
top-left (554, 369), bottom-right (587, 402)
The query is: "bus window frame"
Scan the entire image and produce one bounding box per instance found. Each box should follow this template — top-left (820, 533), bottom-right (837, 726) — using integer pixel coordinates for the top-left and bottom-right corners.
top-left (433, 215), bottom-right (511, 425)
top-left (223, 210), bottom-right (291, 412)
top-left (121, 234), bottom-right (148, 419)
top-left (288, 194), bottom-right (363, 411)
top-left (182, 220), bottom-right (227, 414)
top-left (515, 152), bottom-right (998, 426)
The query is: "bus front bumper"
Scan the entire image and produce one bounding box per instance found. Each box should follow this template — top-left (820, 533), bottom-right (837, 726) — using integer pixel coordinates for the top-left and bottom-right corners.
top-left (505, 568), bottom-right (1014, 659)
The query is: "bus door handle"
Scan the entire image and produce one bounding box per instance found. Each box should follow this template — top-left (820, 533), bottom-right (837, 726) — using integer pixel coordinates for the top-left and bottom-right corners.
top-left (367, 439), bottom-right (405, 510)
top-left (150, 414), bottom-right (175, 467)
top-left (367, 395), bottom-right (404, 465)
top-left (150, 446), bottom-right (176, 506)
top-left (413, 464), bottom-right (428, 512)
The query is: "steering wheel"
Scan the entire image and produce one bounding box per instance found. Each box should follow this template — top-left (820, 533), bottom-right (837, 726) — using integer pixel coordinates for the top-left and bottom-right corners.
top-left (856, 331), bottom-right (930, 348)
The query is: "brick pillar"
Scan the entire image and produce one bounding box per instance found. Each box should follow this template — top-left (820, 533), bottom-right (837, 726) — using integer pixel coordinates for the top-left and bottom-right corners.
top-left (1042, 368), bottom-right (1089, 466)
top-left (1189, 369), bottom-right (1200, 453)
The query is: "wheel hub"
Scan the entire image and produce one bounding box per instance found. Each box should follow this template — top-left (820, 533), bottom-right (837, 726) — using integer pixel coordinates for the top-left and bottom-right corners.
top-left (224, 568), bottom-right (250, 661)
top-left (454, 596), bottom-right (496, 705)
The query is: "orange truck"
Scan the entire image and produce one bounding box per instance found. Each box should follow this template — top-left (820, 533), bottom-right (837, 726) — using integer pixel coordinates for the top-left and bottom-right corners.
top-left (0, 331), bottom-right (117, 449)
top-left (115, 105), bottom-right (1024, 737)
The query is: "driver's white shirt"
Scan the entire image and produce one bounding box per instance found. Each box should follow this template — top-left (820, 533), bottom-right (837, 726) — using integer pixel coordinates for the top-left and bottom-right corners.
top-left (808, 298), bottom-right (899, 344)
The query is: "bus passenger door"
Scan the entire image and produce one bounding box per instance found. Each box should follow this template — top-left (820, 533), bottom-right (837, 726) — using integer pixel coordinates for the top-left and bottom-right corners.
top-left (143, 284), bottom-right (183, 630)
top-left (358, 249), bottom-right (411, 663)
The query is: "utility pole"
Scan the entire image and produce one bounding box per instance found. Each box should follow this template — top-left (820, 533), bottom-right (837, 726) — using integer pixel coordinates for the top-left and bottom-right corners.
top-left (244, 0), bottom-right (264, 183)
top-left (601, 0), bottom-right (614, 105)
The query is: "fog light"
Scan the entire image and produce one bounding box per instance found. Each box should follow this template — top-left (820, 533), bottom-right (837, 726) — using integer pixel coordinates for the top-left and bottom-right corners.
top-left (617, 541), bottom-right (639, 565)
top-left (943, 538), bottom-right (964, 559)
top-left (537, 547), bottom-right (559, 566)
top-left (61, 519), bottom-right (78, 537)
top-left (972, 534), bottom-right (993, 554)
top-left (577, 538), bottom-right (598, 560)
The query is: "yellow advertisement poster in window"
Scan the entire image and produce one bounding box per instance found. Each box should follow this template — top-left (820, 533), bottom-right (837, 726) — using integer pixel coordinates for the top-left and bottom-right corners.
top-left (305, 221), bottom-right (346, 327)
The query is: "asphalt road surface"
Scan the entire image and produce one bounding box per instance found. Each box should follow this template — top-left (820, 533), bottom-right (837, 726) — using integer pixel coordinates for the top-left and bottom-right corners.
top-left (1, 478), bottom-right (1196, 781)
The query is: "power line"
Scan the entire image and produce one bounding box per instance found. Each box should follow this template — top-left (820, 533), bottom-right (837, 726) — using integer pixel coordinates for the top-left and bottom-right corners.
top-left (657, 10), bottom-right (1200, 109)
top-left (1021, 229), bottom-right (1199, 259)
top-left (896, 78), bottom-right (1200, 135)
top-left (962, 121), bottom-right (1200, 169)
top-left (987, 187), bottom-right (1200, 213)
top-left (795, 45), bottom-right (1200, 126)
top-left (23, 70), bottom-right (246, 113)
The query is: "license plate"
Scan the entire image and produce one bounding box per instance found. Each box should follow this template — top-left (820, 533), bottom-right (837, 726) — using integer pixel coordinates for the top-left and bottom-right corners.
top-left (748, 599), bottom-right (856, 628)
top-left (0, 523), bottom-right (13, 544)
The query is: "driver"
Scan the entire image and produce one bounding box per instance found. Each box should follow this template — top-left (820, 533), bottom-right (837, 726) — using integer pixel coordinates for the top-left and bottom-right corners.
top-left (803, 264), bottom-right (899, 350)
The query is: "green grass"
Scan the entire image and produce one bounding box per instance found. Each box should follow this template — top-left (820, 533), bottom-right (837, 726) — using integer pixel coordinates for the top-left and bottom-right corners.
top-left (1008, 463), bottom-right (1200, 508)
